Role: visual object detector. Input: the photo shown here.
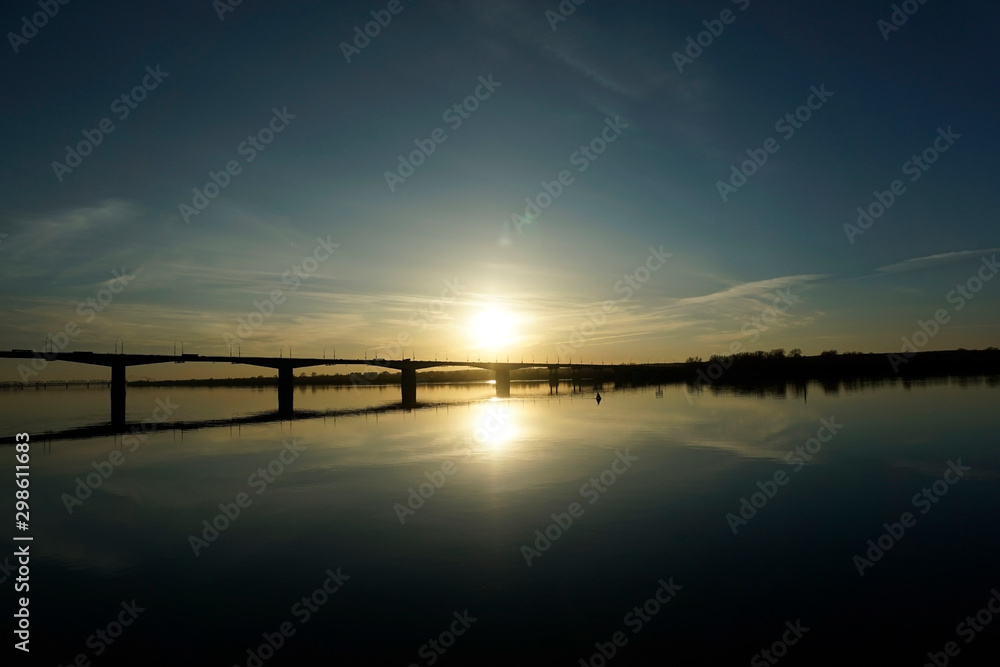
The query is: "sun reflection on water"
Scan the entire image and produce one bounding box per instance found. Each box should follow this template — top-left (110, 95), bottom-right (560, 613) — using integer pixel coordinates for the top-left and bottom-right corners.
top-left (470, 399), bottom-right (518, 452)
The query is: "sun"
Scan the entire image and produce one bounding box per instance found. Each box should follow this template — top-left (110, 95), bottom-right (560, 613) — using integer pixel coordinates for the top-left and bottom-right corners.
top-left (468, 307), bottom-right (519, 349)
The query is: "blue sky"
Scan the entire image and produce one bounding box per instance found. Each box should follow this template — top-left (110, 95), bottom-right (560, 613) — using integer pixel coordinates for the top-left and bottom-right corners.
top-left (1, 0), bottom-right (998, 379)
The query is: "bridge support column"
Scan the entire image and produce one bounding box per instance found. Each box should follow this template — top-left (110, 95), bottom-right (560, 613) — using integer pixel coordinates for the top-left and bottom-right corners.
top-left (401, 367), bottom-right (417, 406)
top-left (111, 364), bottom-right (126, 426)
top-left (549, 367), bottom-right (559, 394)
top-left (495, 368), bottom-right (510, 398)
top-left (278, 366), bottom-right (294, 416)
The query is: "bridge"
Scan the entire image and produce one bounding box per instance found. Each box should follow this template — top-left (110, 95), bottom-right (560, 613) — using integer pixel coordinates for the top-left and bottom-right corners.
top-left (0, 349), bottom-right (626, 425)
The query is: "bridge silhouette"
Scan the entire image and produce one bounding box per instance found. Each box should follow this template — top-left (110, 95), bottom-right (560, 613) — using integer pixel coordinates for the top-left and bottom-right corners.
top-left (0, 349), bottom-right (634, 425)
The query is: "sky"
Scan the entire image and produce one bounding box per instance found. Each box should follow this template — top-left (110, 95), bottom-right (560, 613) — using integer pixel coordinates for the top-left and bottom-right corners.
top-left (1, 0), bottom-right (999, 380)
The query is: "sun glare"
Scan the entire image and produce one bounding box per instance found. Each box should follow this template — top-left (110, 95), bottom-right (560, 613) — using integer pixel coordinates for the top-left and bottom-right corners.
top-left (472, 402), bottom-right (518, 452)
top-left (468, 308), bottom-right (519, 349)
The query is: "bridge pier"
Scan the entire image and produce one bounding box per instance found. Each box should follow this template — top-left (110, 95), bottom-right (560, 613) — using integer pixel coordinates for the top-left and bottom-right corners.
top-left (549, 366), bottom-right (559, 394)
top-left (495, 367), bottom-right (510, 398)
top-left (278, 366), bottom-right (294, 416)
top-left (111, 364), bottom-right (126, 426)
top-left (401, 367), bottom-right (417, 406)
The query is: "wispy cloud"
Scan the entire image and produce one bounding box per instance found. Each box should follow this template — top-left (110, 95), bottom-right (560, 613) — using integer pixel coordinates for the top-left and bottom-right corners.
top-left (542, 44), bottom-right (645, 99)
top-left (542, 273), bottom-right (825, 354)
top-left (450, 0), bottom-right (707, 108)
top-left (875, 248), bottom-right (1000, 275)
top-left (5, 199), bottom-right (139, 256)
top-left (670, 274), bottom-right (825, 308)
top-left (2, 200), bottom-right (160, 287)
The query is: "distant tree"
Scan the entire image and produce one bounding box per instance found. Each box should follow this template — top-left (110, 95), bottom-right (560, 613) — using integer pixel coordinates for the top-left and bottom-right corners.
top-left (820, 349), bottom-right (838, 357)
top-left (685, 356), bottom-right (702, 364)
top-left (767, 348), bottom-right (786, 359)
top-left (789, 348), bottom-right (803, 358)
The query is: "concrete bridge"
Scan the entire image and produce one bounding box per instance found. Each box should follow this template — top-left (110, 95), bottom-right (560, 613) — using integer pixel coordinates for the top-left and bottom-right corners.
top-left (0, 349), bottom-right (618, 424)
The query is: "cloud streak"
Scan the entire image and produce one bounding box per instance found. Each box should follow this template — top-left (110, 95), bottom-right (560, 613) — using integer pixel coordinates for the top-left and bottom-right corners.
top-left (875, 248), bottom-right (1000, 275)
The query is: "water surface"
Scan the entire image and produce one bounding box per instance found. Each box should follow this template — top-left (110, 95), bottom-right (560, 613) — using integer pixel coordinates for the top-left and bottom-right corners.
top-left (4, 379), bottom-right (999, 665)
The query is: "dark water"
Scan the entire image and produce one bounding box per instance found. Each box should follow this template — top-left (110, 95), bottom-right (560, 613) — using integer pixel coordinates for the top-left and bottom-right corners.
top-left (3, 379), bottom-right (1000, 665)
